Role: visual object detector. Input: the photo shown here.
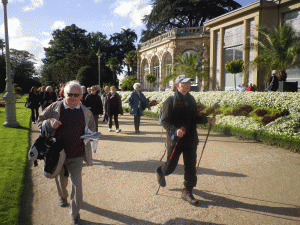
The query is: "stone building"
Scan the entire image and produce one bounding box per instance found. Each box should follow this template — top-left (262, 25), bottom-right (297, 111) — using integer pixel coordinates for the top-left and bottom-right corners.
top-left (136, 0), bottom-right (300, 91)
top-left (137, 27), bottom-right (210, 91)
top-left (204, 0), bottom-right (300, 91)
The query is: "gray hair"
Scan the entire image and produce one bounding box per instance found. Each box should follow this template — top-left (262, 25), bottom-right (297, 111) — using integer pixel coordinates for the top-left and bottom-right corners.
top-left (64, 80), bottom-right (83, 96)
top-left (45, 86), bottom-right (52, 92)
top-left (133, 83), bottom-right (141, 90)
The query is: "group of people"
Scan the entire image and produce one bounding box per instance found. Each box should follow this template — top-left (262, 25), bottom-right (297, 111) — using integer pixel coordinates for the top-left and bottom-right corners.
top-left (32, 76), bottom-right (215, 225)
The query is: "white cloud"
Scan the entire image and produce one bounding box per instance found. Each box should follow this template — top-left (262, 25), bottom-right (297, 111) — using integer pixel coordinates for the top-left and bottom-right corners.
top-left (0, 17), bottom-right (23, 39)
top-left (129, 5), bottom-right (152, 28)
top-left (114, 0), bottom-right (152, 28)
top-left (23, 0), bottom-right (44, 11)
top-left (50, 21), bottom-right (66, 30)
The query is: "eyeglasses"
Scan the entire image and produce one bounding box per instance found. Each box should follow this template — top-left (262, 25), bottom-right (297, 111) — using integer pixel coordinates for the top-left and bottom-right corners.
top-left (67, 93), bottom-right (80, 97)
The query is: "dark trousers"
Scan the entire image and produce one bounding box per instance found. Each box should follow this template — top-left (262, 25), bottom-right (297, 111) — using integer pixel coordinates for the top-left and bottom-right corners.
top-left (93, 114), bottom-right (99, 132)
top-left (31, 107), bottom-right (39, 122)
top-left (108, 112), bottom-right (119, 129)
top-left (134, 112), bottom-right (141, 132)
top-left (159, 145), bottom-right (197, 190)
top-left (102, 113), bottom-right (108, 123)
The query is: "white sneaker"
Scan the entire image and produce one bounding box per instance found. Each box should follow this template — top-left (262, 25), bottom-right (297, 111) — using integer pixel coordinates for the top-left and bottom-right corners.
top-left (109, 128), bottom-right (112, 132)
top-left (116, 129), bottom-right (121, 133)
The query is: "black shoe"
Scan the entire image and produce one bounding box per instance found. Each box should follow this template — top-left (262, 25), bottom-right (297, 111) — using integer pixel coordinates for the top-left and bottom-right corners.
top-left (181, 188), bottom-right (199, 206)
top-left (72, 214), bottom-right (81, 225)
top-left (59, 197), bottom-right (68, 207)
top-left (135, 130), bottom-right (140, 134)
top-left (155, 167), bottom-right (166, 187)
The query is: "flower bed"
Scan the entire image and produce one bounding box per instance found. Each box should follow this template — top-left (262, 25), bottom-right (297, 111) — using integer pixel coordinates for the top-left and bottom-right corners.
top-left (119, 91), bottom-right (300, 152)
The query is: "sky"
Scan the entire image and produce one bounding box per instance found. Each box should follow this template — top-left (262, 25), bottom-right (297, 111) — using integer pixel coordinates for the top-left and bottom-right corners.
top-left (0, 0), bottom-right (255, 73)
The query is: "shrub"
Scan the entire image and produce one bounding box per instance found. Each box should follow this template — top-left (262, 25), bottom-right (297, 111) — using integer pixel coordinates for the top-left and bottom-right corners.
top-left (15, 87), bottom-right (23, 95)
top-left (255, 109), bottom-right (267, 117)
top-left (262, 109), bottom-right (290, 125)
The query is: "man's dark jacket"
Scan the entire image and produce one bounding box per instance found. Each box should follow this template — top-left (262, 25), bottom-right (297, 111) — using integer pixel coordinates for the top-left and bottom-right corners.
top-left (161, 90), bottom-right (208, 148)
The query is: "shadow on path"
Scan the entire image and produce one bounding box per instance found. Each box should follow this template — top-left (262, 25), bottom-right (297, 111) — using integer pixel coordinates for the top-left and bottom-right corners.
top-left (89, 159), bottom-right (246, 178)
top-left (169, 189), bottom-right (300, 221)
top-left (82, 202), bottom-right (224, 225)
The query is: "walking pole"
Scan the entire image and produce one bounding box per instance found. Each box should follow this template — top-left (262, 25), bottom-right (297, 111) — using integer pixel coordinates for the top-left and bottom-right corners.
top-left (196, 123), bottom-right (212, 171)
top-left (156, 127), bottom-right (185, 195)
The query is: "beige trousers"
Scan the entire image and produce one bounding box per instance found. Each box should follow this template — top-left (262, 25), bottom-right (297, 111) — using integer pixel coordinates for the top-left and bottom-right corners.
top-left (55, 157), bottom-right (83, 219)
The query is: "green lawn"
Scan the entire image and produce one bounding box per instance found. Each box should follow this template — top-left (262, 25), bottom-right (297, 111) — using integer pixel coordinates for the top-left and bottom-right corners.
top-left (0, 104), bottom-right (31, 225)
top-left (0, 92), bottom-right (27, 104)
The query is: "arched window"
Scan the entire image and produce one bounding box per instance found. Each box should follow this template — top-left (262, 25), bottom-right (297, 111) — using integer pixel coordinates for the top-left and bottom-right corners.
top-left (142, 60), bottom-right (149, 89)
top-left (152, 56), bottom-right (160, 88)
top-left (164, 53), bottom-right (172, 87)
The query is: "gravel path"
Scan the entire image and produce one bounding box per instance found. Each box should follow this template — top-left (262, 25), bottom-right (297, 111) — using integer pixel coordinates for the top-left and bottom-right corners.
top-left (19, 113), bottom-right (300, 224)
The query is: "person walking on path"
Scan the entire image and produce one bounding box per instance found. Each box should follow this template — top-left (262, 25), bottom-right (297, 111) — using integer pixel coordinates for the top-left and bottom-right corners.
top-left (156, 75), bottom-right (216, 206)
top-left (28, 86), bottom-right (40, 124)
top-left (39, 86), bottom-right (46, 111)
top-left (84, 85), bottom-right (103, 132)
top-left (101, 86), bottom-right (110, 123)
top-left (37, 80), bottom-right (96, 225)
top-left (43, 86), bottom-right (57, 109)
top-left (105, 86), bottom-right (123, 133)
top-left (128, 83), bottom-right (150, 134)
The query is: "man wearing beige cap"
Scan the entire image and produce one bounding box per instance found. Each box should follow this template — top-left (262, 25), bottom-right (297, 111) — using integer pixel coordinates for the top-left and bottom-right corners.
top-left (156, 75), bottom-right (216, 206)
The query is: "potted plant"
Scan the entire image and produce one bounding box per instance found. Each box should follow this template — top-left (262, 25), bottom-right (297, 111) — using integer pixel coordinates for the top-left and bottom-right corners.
top-left (145, 74), bottom-right (157, 91)
top-left (225, 59), bottom-right (244, 91)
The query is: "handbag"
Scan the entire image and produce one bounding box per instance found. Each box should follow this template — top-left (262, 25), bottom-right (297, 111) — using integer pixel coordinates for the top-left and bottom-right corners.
top-left (25, 98), bottom-right (32, 108)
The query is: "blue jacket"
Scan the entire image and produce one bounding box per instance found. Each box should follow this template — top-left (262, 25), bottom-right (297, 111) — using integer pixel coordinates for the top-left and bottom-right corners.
top-left (129, 90), bottom-right (150, 116)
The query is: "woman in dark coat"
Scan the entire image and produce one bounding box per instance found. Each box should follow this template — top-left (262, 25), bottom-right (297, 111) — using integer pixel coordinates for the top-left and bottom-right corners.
top-left (43, 86), bottom-right (57, 109)
top-left (84, 85), bottom-right (103, 132)
top-left (39, 86), bottom-right (46, 110)
top-left (128, 83), bottom-right (150, 133)
top-left (105, 86), bottom-right (123, 133)
top-left (28, 86), bottom-right (40, 124)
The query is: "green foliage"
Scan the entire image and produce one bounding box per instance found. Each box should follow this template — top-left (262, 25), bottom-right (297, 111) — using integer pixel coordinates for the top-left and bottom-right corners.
top-left (15, 87), bottom-right (23, 95)
top-left (145, 74), bottom-right (157, 83)
top-left (250, 22), bottom-right (300, 81)
top-left (76, 66), bottom-right (98, 87)
top-left (122, 75), bottom-right (137, 90)
top-left (141, 0), bottom-right (241, 42)
top-left (225, 59), bottom-right (244, 74)
top-left (225, 59), bottom-right (244, 91)
top-left (162, 53), bottom-right (209, 85)
top-left (0, 104), bottom-right (31, 224)
top-left (124, 51), bottom-right (137, 75)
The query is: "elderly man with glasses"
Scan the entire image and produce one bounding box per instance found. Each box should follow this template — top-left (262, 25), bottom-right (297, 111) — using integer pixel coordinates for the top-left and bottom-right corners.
top-left (38, 80), bottom-right (96, 225)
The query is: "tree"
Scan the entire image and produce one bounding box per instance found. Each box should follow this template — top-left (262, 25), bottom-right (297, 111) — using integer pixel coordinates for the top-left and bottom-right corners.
top-left (10, 49), bottom-right (37, 92)
top-left (225, 59), bottom-right (244, 91)
top-left (106, 57), bottom-right (119, 84)
top-left (162, 53), bottom-right (209, 89)
top-left (0, 55), bottom-right (6, 92)
top-left (109, 28), bottom-right (137, 72)
top-left (121, 75), bottom-right (137, 90)
top-left (76, 66), bottom-right (98, 87)
top-left (124, 51), bottom-right (137, 76)
top-left (250, 22), bottom-right (300, 82)
top-left (141, 0), bottom-right (241, 42)
top-left (43, 24), bottom-right (88, 65)
top-left (0, 38), bottom-right (5, 55)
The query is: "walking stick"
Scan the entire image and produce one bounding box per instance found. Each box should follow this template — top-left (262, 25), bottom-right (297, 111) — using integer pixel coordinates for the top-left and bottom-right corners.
top-left (156, 127), bottom-right (185, 195)
top-left (196, 123), bottom-right (212, 171)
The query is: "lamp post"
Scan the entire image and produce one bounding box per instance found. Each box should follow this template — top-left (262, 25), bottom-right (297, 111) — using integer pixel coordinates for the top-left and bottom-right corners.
top-left (96, 49), bottom-right (103, 88)
top-left (2, 0), bottom-right (19, 127)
